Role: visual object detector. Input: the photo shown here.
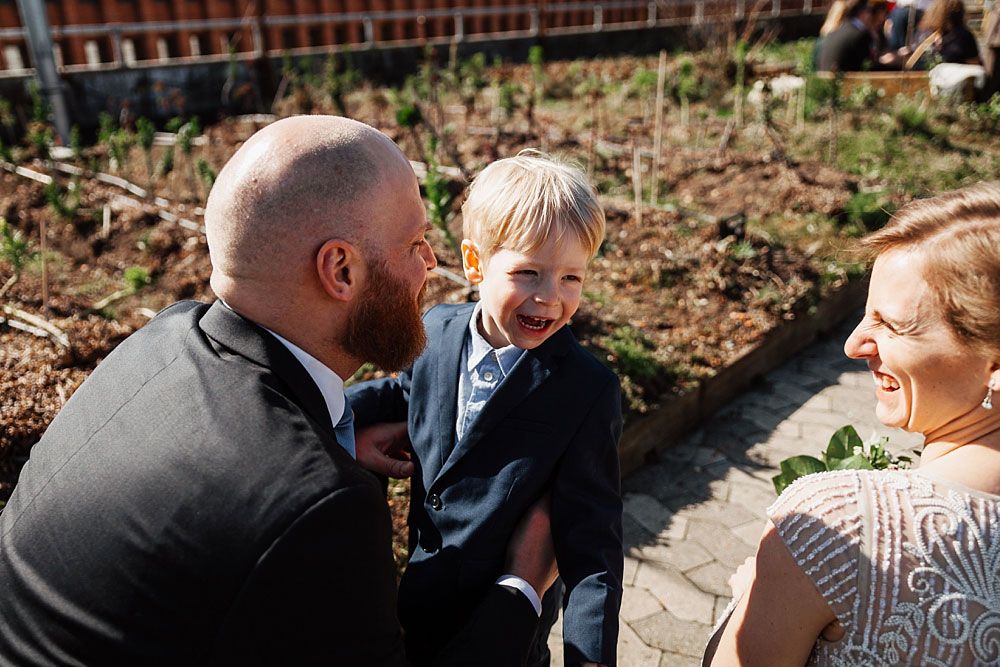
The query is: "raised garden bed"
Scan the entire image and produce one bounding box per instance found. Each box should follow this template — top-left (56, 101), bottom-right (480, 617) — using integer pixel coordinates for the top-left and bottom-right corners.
top-left (3, 47), bottom-right (998, 546)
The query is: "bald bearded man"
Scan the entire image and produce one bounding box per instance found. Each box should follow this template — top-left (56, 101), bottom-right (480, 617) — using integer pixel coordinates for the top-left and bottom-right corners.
top-left (0, 116), bottom-right (552, 666)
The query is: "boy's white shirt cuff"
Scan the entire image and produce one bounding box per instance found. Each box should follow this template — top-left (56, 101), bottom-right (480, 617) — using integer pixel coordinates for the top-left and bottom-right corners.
top-left (495, 575), bottom-right (542, 616)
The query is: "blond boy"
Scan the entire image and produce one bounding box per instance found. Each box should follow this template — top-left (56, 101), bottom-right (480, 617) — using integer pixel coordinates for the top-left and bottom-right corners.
top-left (348, 150), bottom-right (624, 666)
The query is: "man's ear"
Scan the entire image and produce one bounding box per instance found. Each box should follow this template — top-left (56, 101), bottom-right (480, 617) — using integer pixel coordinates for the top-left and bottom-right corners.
top-left (316, 239), bottom-right (363, 303)
top-left (462, 239), bottom-right (485, 284)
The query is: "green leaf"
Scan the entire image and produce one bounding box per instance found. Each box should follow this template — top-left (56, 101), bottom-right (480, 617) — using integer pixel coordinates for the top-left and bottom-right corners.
top-left (831, 454), bottom-right (875, 470)
top-left (779, 455), bottom-right (827, 479)
top-left (826, 425), bottom-right (862, 465)
top-left (772, 455), bottom-right (825, 495)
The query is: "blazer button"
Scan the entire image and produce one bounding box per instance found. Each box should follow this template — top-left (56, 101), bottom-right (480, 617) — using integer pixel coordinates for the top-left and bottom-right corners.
top-left (422, 544), bottom-right (437, 554)
top-left (428, 493), bottom-right (443, 510)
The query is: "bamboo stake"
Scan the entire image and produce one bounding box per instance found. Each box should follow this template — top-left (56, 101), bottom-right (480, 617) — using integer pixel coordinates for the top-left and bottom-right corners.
top-left (40, 216), bottom-right (48, 315)
top-left (650, 50), bottom-right (667, 206)
top-left (632, 142), bottom-right (643, 226)
top-left (102, 205), bottom-right (111, 238)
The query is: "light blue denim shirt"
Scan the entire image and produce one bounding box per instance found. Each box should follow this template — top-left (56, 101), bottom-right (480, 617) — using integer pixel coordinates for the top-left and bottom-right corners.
top-left (455, 303), bottom-right (525, 442)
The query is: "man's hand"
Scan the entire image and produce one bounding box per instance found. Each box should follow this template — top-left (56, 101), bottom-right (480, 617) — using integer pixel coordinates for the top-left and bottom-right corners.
top-left (354, 422), bottom-right (414, 479)
top-left (505, 493), bottom-right (558, 599)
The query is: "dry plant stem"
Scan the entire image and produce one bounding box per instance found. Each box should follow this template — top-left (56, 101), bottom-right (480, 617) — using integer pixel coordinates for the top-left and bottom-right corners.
top-left (0, 273), bottom-right (16, 300)
top-left (1, 303), bottom-right (68, 347)
top-left (102, 206), bottom-right (111, 238)
top-left (650, 49), bottom-right (667, 206)
top-left (86, 288), bottom-right (133, 315)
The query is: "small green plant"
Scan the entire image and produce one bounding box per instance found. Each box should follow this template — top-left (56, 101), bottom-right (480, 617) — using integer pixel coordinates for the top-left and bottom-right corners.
top-left (894, 101), bottom-right (933, 138)
top-left (27, 81), bottom-right (48, 123)
top-left (730, 240), bottom-right (757, 261)
top-left (196, 158), bottom-right (216, 193)
top-left (27, 123), bottom-right (54, 164)
top-left (497, 80), bottom-right (524, 121)
top-left (772, 425), bottom-right (913, 495)
top-left (89, 265), bottom-right (152, 315)
top-left (136, 116), bottom-right (156, 189)
top-left (44, 177), bottom-right (82, 221)
top-left (158, 146), bottom-right (174, 177)
top-left (0, 217), bottom-right (35, 297)
top-left (842, 190), bottom-right (894, 232)
top-left (395, 101), bottom-right (422, 129)
top-left (602, 326), bottom-right (660, 380)
top-left (69, 124), bottom-right (84, 162)
top-left (108, 128), bottom-right (134, 175)
top-left (423, 135), bottom-right (458, 255)
top-left (98, 112), bottom-right (116, 145)
top-left (0, 137), bottom-right (12, 163)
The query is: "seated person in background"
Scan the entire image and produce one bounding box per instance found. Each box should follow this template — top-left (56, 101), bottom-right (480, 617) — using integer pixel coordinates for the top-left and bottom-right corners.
top-left (885, 0), bottom-right (934, 50)
top-left (348, 150), bottom-right (624, 667)
top-left (705, 181), bottom-right (1000, 666)
top-left (882, 0), bottom-right (981, 67)
top-left (817, 0), bottom-right (891, 71)
top-left (985, 0), bottom-right (1000, 96)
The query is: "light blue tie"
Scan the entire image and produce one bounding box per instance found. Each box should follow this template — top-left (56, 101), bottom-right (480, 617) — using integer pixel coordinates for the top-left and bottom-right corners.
top-left (335, 404), bottom-right (356, 459)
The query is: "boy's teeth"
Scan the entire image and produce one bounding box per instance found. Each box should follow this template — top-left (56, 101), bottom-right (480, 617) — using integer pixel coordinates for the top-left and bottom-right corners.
top-left (519, 315), bottom-right (548, 330)
top-left (874, 373), bottom-right (900, 390)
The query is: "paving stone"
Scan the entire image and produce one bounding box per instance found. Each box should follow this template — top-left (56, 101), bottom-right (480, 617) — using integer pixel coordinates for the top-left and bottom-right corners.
top-left (661, 440), bottom-right (700, 463)
top-left (788, 406), bottom-right (858, 430)
top-left (634, 562), bottom-right (716, 624)
top-left (714, 595), bottom-right (734, 624)
top-left (629, 538), bottom-right (713, 571)
top-left (731, 519), bottom-right (767, 547)
top-left (659, 651), bottom-right (703, 666)
top-left (632, 609), bottom-right (712, 657)
top-left (798, 392), bottom-right (833, 411)
top-left (624, 493), bottom-right (687, 540)
top-left (624, 555), bottom-right (640, 586)
top-left (691, 446), bottom-right (727, 468)
top-left (727, 482), bottom-right (778, 519)
top-left (668, 498), bottom-right (757, 528)
top-left (685, 518), bottom-right (756, 569)
top-left (619, 618), bottom-right (663, 666)
top-left (686, 560), bottom-right (736, 597)
top-left (719, 465), bottom-right (772, 489)
top-left (622, 584), bottom-right (665, 622)
top-left (768, 379), bottom-right (821, 406)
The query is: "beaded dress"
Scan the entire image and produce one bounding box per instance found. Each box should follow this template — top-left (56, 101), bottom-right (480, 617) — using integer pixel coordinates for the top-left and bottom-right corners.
top-left (768, 469), bottom-right (1000, 666)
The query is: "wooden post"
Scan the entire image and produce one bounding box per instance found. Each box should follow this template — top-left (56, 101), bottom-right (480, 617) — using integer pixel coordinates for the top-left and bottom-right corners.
top-left (650, 49), bottom-right (666, 206)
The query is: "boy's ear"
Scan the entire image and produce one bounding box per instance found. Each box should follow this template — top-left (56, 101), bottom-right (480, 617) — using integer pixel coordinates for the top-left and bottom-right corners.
top-left (462, 239), bottom-right (485, 284)
top-left (316, 238), bottom-right (364, 302)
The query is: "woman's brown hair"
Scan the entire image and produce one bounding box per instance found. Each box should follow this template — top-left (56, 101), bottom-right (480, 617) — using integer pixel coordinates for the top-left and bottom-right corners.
top-left (862, 182), bottom-right (1000, 358)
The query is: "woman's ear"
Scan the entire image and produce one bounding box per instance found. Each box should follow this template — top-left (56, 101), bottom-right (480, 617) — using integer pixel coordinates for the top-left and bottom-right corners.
top-left (990, 363), bottom-right (1000, 394)
top-left (316, 239), bottom-right (363, 302)
top-left (462, 240), bottom-right (485, 284)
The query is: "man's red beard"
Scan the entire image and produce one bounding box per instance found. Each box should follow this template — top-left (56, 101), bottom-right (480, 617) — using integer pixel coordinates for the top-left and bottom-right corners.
top-left (343, 257), bottom-right (428, 373)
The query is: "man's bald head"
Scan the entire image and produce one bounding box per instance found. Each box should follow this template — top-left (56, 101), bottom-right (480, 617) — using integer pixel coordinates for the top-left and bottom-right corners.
top-left (205, 116), bottom-right (412, 292)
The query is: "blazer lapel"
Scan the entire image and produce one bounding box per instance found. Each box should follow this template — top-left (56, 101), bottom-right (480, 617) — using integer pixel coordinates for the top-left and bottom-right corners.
top-left (427, 304), bottom-right (474, 479)
top-left (198, 301), bottom-right (335, 435)
top-left (433, 325), bottom-right (573, 484)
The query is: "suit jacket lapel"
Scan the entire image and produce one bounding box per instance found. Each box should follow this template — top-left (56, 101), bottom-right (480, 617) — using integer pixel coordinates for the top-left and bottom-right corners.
top-left (198, 301), bottom-right (335, 435)
top-left (434, 325), bottom-right (573, 484)
top-left (427, 304), bottom-right (474, 480)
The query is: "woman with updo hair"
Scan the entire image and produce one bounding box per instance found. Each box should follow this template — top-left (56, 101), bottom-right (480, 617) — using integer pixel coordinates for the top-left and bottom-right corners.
top-left (705, 182), bottom-right (1000, 666)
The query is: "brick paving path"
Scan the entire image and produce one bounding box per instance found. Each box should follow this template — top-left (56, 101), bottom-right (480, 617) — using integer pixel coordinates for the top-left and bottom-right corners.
top-left (548, 312), bottom-right (924, 665)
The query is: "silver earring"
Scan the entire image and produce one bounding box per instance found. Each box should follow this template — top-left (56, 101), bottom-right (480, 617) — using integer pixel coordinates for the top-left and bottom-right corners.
top-left (984, 381), bottom-right (995, 410)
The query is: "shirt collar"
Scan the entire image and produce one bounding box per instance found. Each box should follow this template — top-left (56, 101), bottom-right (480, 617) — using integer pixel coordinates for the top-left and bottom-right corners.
top-left (219, 300), bottom-right (346, 428)
top-left (467, 302), bottom-right (524, 377)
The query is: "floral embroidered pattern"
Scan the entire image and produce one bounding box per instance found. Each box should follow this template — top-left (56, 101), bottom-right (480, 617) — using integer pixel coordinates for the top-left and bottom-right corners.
top-left (769, 469), bottom-right (1000, 666)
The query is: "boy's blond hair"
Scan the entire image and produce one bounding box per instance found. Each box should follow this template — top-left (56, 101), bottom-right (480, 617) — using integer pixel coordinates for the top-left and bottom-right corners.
top-left (461, 149), bottom-right (605, 259)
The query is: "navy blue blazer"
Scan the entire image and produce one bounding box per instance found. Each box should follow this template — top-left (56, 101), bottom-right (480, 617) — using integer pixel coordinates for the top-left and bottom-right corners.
top-left (348, 302), bottom-right (624, 666)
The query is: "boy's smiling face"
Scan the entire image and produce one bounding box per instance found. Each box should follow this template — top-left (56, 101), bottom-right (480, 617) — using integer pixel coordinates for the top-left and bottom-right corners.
top-left (462, 234), bottom-right (590, 350)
